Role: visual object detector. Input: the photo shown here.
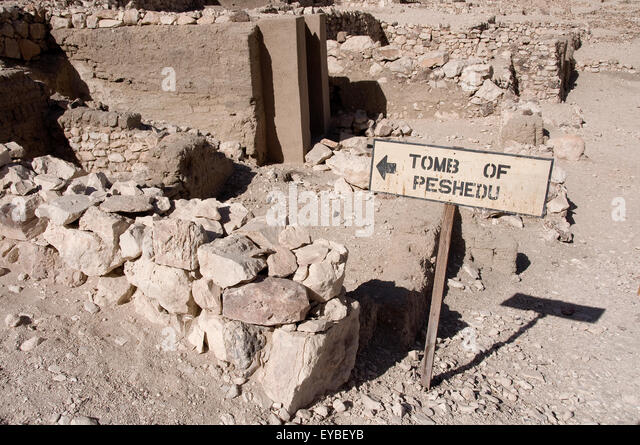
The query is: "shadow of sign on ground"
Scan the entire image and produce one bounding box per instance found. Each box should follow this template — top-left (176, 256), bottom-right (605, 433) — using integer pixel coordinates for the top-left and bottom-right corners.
top-left (430, 293), bottom-right (605, 386)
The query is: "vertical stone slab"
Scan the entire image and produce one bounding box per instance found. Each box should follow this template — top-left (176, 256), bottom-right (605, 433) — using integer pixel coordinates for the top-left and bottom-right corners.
top-left (304, 14), bottom-right (331, 137)
top-left (258, 16), bottom-right (311, 163)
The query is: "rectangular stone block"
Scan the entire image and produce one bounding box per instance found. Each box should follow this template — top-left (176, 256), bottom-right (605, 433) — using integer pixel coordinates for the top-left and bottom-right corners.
top-left (304, 14), bottom-right (331, 138)
top-left (257, 16), bottom-right (311, 163)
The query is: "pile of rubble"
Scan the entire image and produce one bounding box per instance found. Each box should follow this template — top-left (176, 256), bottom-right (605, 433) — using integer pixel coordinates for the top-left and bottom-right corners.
top-left (0, 143), bottom-right (360, 414)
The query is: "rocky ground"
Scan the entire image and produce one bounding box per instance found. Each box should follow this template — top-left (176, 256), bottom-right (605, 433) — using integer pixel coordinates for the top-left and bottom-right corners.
top-left (0, 0), bottom-right (639, 426)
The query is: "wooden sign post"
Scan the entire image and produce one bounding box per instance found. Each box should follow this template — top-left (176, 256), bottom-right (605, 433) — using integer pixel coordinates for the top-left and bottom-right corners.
top-left (368, 139), bottom-right (554, 389)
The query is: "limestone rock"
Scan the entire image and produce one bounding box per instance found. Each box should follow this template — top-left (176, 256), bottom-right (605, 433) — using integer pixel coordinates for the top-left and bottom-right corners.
top-left (473, 79), bottom-right (504, 102)
top-left (547, 191), bottom-right (570, 214)
top-left (237, 216), bottom-right (285, 250)
top-left (119, 223), bottom-right (148, 261)
top-left (305, 143), bottom-right (333, 165)
top-left (267, 247), bottom-right (298, 278)
top-left (388, 57), bottom-right (414, 75)
top-left (35, 194), bottom-right (94, 226)
top-left (132, 289), bottom-right (170, 325)
top-left (222, 277), bottom-right (310, 326)
top-left (192, 278), bottom-right (222, 314)
top-left (43, 225), bottom-right (121, 276)
top-left (460, 64), bottom-right (492, 93)
top-left (197, 235), bottom-right (267, 288)
top-left (259, 300), bottom-right (360, 412)
top-left (0, 164), bottom-right (35, 190)
top-left (198, 310), bottom-right (228, 361)
top-left (219, 202), bottom-right (252, 234)
top-left (223, 320), bottom-right (266, 371)
top-left (418, 50), bottom-right (449, 69)
top-left (10, 179), bottom-right (36, 196)
top-left (326, 151), bottom-right (371, 189)
top-left (152, 218), bottom-right (207, 270)
top-left (341, 35), bottom-right (375, 52)
top-left (34, 174), bottom-right (67, 191)
top-left (79, 206), bottom-right (130, 247)
top-left (0, 145), bottom-right (10, 167)
top-left (0, 194), bottom-right (47, 240)
top-left (219, 141), bottom-right (244, 160)
top-left (100, 195), bottom-right (154, 214)
top-left (94, 273), bottom-right (135, 306)
top-left (64, 172), bottom-right (110, 196)
top-left (549, 134), bottom-right (585, 161)
top-left (31, 155), bottom-right (80, 180)
top-left (374, 119), bottom-right (394, 137)
top-left (110, 180), bottom-right (143, 196)
top-left (374, 46), bottom-right (401, 62)
top-left (500, 110), bottom-right (544, 147)
top-left (278, 225), bottom-right (311, 250)
top-left (171, 198), bottom-right (224, 240)
top-left (124, 259), bottom-right (195, 314)
top-left (442, 60), bottom-right (466, 78)
top-left (293, 243), bottom-right (329, 267)
top-left (302, 260), bottom-right (346, 303)
top-left (144, 133), bottom-right (232, 199)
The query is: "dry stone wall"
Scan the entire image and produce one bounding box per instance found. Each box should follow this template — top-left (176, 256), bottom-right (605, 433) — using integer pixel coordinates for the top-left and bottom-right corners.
top-left (380, 20), bottom-right (581, 102)
top-left (58, 107), bottom-right (152, 178)
top-left (0, 3), bottom-right (48, 61)
top-left (0, 148), bottom-right (358, 413)
top-left (57, 106), bottom-right (233, 198)
top-left (0, 68), bottom-right (51, 157)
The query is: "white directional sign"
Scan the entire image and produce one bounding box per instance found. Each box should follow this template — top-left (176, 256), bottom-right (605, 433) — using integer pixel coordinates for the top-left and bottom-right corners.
top-left (369, 139), bottom-right (554, 217)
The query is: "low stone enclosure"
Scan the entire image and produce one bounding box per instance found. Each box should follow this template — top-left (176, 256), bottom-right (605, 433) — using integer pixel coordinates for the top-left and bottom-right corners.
top-left (0, 0), bottom-right (583, 415)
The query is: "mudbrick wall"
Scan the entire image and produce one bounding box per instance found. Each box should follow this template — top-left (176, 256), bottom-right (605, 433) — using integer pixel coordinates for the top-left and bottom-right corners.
top-left (50, 22), bottom-right (266, 163)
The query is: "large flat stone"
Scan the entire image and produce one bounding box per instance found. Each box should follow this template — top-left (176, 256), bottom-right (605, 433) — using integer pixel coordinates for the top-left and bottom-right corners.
top-left (222, 277), bottom-right (310, 326)
top-left (35, 194), bottom-right (94, 226)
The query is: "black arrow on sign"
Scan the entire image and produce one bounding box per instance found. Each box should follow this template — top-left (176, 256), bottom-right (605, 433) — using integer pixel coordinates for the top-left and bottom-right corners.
top-left (376, 155), bottom-right (397, 180)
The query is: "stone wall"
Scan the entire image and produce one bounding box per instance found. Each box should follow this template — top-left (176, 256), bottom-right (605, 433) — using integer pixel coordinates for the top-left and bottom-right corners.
top-left (58, 107), bottom-right (153, 178)
top-left (380, 19), bottom-right (581, 101)
top-left (0, 68), bottom-right (51, 157)
top-left (0, 3), bottom-right (48, 61)
top-left (57, 106), bottom-right (234, 198)
top-left (325, 11), bottom-right (581, 103)
top-left (326, 9), bottom-right (387, 44)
